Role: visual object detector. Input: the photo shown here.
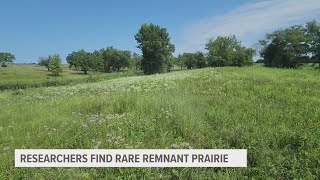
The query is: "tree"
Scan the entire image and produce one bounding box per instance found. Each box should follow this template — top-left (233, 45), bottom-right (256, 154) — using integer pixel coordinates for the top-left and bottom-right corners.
top-left (135, 23), bottom-right (175, 74)
top-left (131, 52), bottom-right (142, 70)
top-left (208, 55), bottom-right (226, 67)
top-left (259, 25), bottom-right (310, 68)
top-left (306, 20), bottom-right (320, 69)
top-left (182, 53), bottom-right (197, 69)
top-left (117, 50), bottom-right (131, 71)
top-left (101, 47), bottom-right (131, 72)
top-left (205, 35), bottom-right (253, 67)
top-left (234, 47), bottom-right (255, 67)
top-left (48, 54), bottom-right (63, 76)
top-left (176, 52), bottom-right (207, 70)
top-left (176, 55), bottom-right (185, 70)
top-left (165, 56), bottom-right (175, 72)
top-left (206, 36), bottom-right (237, 66)
top-left (38, 56), bottom-right (51, 71)
top-left (195, 51), bottom-right (207, 69)
top-left (0, 52), bottom-right (15, 67)
top-left (91, 50), bottom-right (104, 72)
top-left (66, 49), bottom-right (102, 74)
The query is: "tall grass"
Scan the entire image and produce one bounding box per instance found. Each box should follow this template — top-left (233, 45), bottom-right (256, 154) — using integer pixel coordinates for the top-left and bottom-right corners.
top-left (0, 66), bottom-right (319, 179)
top-left (0, 71), bottom-right (134, 91)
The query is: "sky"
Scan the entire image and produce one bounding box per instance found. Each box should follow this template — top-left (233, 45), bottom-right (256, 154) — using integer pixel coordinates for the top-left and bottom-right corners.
top-left (1, 0), bottom-right (320, 63)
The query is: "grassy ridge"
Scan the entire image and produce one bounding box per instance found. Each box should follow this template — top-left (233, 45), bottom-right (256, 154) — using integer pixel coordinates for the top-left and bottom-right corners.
top-left (0, 66), bottom-right (319, 179)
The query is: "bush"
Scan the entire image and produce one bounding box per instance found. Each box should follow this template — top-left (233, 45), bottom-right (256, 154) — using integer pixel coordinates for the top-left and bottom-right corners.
top-left (48, 54), bottom-right (63, 76)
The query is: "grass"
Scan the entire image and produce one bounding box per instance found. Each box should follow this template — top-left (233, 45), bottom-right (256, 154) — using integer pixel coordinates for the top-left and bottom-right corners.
top-left (0, 66), bottom-right (319, 179)
top-left (0, 64), bottom-right (135, 90)
top-left (0, 64), bottom-right (80, 81)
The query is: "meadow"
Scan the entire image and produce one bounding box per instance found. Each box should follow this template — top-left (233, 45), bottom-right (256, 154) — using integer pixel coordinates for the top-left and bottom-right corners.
top-left (0, 65), bottom-right (319, 179)
top-left (0, 64), bottom-right (135, 90)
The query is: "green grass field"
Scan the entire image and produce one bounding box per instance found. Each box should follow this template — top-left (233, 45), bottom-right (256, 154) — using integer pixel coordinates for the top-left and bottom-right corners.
top-left (0, 64), bottom-right (75, 79)
top-left (0, 64), bottom-right (135, 90)
top-left (0, 65), bottom-right (319, 179)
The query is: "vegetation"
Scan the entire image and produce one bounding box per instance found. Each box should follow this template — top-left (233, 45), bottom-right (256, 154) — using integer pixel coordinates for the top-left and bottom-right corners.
top-left (0, 52), bottom-right (15, 67)
top-left (178, 53), bottom-right (196, 69)
top-left (0, 66), bottom-right (319, 179)
top-left (0, 64), bottom-right (135, 91)
top-left (48, 55), bottom-right (63, 76)
top-left (38, 56), bottom-right (51, 71)
top-left (102, 47), bottom-right (131, 73)
top-left (1, 19), bottom-right (320, 179)
top-left (66, 48), bottom-right (133, 74)
top-left (206, 35), bottom-right (255, 67)
top-left (130, 52), bottom-right (142, 70)
top-left (307, 20), bottom-right (320, 69)
top-left (135, 23), bottom-right (175, 74)
top-left (66, 49), bottom-right (103, 74)
top-left (195, 51), bottom-right (207, 69)
top-left (259, 20), bottom-right (320, 68)
top-left (177, 52), bottom-right (207, 70)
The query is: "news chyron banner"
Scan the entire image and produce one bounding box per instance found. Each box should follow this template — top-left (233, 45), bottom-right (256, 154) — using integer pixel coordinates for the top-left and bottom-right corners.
top-left (15, 149), bottom-right (247, 167)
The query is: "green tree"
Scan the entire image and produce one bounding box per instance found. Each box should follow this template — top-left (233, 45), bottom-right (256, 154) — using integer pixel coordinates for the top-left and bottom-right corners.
top-left (306, 20), bottom-right (320, 69)
top-left (176, 55), bottom-right (185, 70)
top-left (102, 47), bottom-right (116, 72)
top-left (102, 47), bottom-right (131, 72)
top-left (131, 52), bottom-right (142, 70)
top-left (66, 49), bottom-right (102, 74)
top-left (91, 50), bottom-right (104, 72)
top-left (208, 56), bottom-right (226, 67)
top-left (117, 50), bottom-right (131, 70)
top-left (206, 35), bottom-right (253, 67)
top-left (0, 52), bottom-right (15, 67)
top-left (48, 54), bottom-right (63, 76)
top-left (206, 36), bottom-right (237, 66)
top-left (66, 52), bottom-right (77, 69)
top-left (182, 53), bottom-right (197, 69)
top-left (259, 25), bottom-right (310, 68)
top-left (235, 47), bottom-right (255, 67)
top-left (195, 51), bottom-right (207, 68)
top-left (176, 52), bottom-right (206, 70)
top-left (135, 23), bottom-right (175, 74)
top-left (165, 56), bottom-right (175, 72)
top-left (67, 50), bottom-right (89, 74)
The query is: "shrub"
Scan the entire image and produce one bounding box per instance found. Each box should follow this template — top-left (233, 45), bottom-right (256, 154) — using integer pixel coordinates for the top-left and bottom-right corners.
top-left (48, 54), bottom-right (63, 76)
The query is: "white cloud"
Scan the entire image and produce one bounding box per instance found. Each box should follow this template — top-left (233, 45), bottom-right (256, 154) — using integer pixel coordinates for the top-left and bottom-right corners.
top-left (178, 0), bottom-right (320, 53)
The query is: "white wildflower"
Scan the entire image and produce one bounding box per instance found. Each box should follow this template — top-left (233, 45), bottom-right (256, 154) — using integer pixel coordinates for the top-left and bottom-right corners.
top-left (171, 144), bottom-right (180, 149)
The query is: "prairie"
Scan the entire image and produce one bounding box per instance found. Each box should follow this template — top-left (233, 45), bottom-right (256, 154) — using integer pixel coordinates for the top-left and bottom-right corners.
top-left (0, 66), bottom-right (319, 179)
top-left (0, 64), bottom-right (134, 90)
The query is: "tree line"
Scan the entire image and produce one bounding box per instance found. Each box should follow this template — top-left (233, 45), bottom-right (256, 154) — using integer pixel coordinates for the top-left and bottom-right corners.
top-left (259, 20), bottom-right (320, 68)
top-left (176, 35), bottom-right (255, 70)
top-left (66, 47), bottom-right (132, 74)
top-left (61, 24), bottom-right (256, 75)
top-left (2, 20), bottom-right (319, 76)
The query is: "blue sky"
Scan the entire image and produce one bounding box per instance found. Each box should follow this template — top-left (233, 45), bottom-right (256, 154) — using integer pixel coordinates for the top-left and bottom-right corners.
top-left (1, 0), bottom-right (320, 63)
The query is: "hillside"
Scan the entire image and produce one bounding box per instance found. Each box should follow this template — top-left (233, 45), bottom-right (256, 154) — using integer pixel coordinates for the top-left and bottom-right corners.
top-left (0, 66), bottom-right (319, 179)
